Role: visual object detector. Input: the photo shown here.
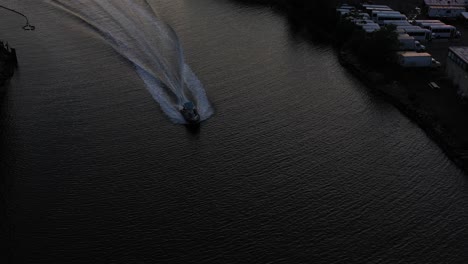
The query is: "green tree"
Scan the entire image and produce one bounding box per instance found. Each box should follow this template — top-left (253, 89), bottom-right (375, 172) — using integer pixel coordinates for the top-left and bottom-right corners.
top-left (358, 24), bottom-right (399, 66)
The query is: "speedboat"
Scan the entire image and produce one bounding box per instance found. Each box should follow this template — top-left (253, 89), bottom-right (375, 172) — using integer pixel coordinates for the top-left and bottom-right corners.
top-left (180, 101), bottom-right (200, 124)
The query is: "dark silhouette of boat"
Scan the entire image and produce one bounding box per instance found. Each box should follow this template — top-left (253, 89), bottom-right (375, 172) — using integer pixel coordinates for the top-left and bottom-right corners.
top-left (180, 101), bottom-right (200, 124)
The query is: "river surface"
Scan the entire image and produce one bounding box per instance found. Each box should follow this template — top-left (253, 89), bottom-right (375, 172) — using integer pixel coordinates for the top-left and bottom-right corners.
top-left (1, 1), bottom-right (467, 263)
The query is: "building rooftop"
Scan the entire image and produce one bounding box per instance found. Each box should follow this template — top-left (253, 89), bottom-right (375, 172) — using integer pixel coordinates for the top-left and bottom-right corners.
top-left (424, 0), bottom-right (468, 6)
top-left (429, 5), bottom-right (466, 9)
top-left (449, 46), bottom-right (468, 63)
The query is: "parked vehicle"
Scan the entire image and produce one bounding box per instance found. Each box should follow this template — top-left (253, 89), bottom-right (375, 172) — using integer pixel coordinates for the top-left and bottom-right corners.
top-left (337, 4), bottom-right (354, 10)
top-left (366, 7), bottom-right (393, 15)
top-left (361, 24), bottom-right (381, 33)
top-left (375, 13), bottom-right (407, 25)
top-left (336, 8), bottom-right (351, 16)
top-left (428, 82), bottom-right (441, 89)
top-left (396, 26), bottom-right (432, 42)
top-left (351, 19), bottom-right (376, 25)
top-left (429, 24), bottom-right (461, 39)
top-left (354, 20), bottom-right (380, 31)
top-left (413, 20), bottom-right (442, 24)
top-left (371, 10), bottom-right (401, 21)
top-left (418, 22), bottom-right (446, 30)
top-left (362, 4), bottom-right (390, 9)
top-left (397, 52), bottom-right (440, 67)
top-left (398, 34), bottom-right (426, 51)
top-left (382, 20), bottom-right (412, 26)
top-left (357, 13), bottom-right (371, 19)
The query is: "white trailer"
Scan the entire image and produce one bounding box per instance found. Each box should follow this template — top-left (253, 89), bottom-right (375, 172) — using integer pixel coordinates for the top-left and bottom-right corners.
top-left (413, 20), bottom-right (442, 26)
top-left (358, 13), bottom-right (371, 19)
top-left (397, 26), bottom-right (432, 41)
top-left (397, 52), bottom-right (440, 67)
top-left (363, 27), bottom-right (380, 33)
top-left (360, 24), bottom-right (380, 29)
top-left (398, 26), bottom-right (428, 30)
top-left (344, 12), bottom-right (372, 21)
top-left (383, 20), bottom-right (412, 26)
top-left (367, 7), bottom-right (394, 15)
top-left (371, 10), bottom-right (400, 20)
top-left (418, 22), bottom-right (446, 29)
top-left (397, 34), bottom-right (425, 51)
top-left (429, 24), bottom-right (461, 39)
top-left (362, 4), bottom-right (390, 9)
top-left (365, 5), bottom-right (392, 10)
top-left (361, 24), bottom-right (381, 33)
top-left (336, 9), bottom-right (351, 16)
top-left (352, 19), bottom-right (378, 25)
top-left (375, 13), bottom-right (407, 25)
top-left (395, 28), bottom-right (406, 34)
top-left (338, 4), bottom-right (354, 10)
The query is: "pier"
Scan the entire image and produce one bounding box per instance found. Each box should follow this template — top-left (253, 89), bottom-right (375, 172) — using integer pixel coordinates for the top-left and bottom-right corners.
top-left (0, 40), bottom-right (17, 88)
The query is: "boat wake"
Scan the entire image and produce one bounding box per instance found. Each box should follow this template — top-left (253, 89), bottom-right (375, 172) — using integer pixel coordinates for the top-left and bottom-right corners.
top-left (50, 0), bottom-right (213, 124)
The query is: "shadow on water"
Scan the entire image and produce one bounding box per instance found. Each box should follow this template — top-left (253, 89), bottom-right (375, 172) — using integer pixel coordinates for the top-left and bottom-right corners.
top-left (227, 0), bottom-right (338, 46)
top-left (0, 79), bottom-right (12, 264)
top-left (184, 123), bottom-right (201, 136)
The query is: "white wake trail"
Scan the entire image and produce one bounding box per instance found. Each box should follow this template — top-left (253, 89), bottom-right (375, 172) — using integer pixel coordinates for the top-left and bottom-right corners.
top-left (51, 0), bottom-right (213, 124)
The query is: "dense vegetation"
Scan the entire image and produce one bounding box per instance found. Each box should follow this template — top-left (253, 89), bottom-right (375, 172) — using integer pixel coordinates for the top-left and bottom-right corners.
top-left (233, 0), bottom-right (339, 37)
top-left (336, 19), bottom-right (400, 66)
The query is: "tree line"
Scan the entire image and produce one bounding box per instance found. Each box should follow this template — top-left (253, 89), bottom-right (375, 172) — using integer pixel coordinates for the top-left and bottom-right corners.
top-left (233, 0), bottom-right (400, 66)
top-left (233, 0), bottom-right (339, 34)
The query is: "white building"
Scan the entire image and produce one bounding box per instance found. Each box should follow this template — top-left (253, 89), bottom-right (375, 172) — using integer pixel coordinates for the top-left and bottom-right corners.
top-left (424, 0), bottom-right (467, 18)
top-left (446, 47), bottom-right (468, 97)
top-left (428, 6), bottom-right (465, 17)
top-left (424, 0), bottom-right (467, 7)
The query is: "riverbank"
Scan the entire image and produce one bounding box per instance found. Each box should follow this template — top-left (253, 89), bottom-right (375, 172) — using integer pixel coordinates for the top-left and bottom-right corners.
top-left (231, 0), bottom-right (338, 42)
top-left (232, 0), bottom-right (468, 174)
top-left (339, 50), bottom-right (468, 173)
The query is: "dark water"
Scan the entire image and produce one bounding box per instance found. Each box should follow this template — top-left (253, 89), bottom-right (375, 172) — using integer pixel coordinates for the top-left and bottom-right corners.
top-left (1, 0), bottom-right (467, 263)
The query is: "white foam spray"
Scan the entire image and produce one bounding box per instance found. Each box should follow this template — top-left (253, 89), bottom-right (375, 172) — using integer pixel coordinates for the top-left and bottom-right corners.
top-left (51, 0), bottom-right (213, 124)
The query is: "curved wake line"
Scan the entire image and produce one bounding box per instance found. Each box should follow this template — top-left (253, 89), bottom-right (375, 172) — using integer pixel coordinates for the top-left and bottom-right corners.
top-left (50, 0), bottom-right (213, 124)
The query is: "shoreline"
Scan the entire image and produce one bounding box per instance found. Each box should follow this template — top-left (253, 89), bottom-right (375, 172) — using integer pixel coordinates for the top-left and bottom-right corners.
top-left (338, 50), bottom-right (468, 173)
top-left (232, 0), bottom-right (468, 174)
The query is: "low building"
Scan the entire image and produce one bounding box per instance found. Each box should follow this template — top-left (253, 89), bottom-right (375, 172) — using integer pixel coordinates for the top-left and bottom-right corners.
top-left (446, 47), bottom-right (468, 97)
top-left (424, 0), bottom-right (467, 7)
top-left (428, 6), bottom-right (465, 17)
top-left (424, 0), bottom-right (467, 18)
